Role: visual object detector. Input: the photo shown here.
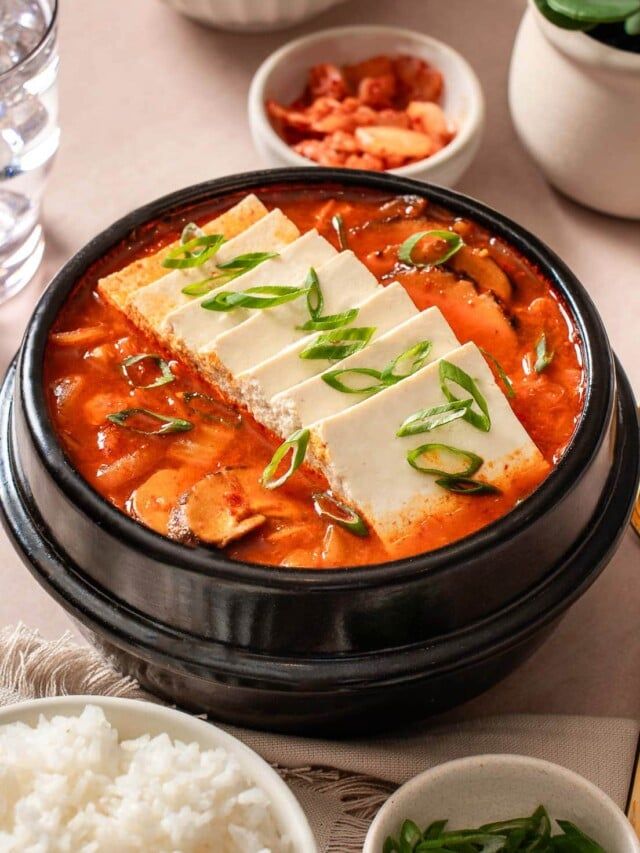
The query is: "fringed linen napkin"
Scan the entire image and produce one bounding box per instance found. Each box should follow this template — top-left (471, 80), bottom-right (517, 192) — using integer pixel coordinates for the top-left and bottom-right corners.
top-left (1, 624), bottom-right (637, 852)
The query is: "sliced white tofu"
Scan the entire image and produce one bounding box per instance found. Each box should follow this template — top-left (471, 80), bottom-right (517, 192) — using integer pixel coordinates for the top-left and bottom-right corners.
top-left (127, 208), bottom-right (300, 333)
top-left (205, 250), bottom-right (380, 375)
top-left (160, 230), bottom-right (337, 356)
top-left (271, 306), bottom-right (460, 436)
top-left (239, 282), bottom-right (419, 434)
top-left (310, 341), bottom-right (547, 544)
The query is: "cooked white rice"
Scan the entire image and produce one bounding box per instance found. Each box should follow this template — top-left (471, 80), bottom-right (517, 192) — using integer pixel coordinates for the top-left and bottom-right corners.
top-left (0, 705), bottom-right (289, 852)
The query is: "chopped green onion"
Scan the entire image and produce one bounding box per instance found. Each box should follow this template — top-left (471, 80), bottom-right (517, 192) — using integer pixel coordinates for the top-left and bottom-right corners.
top-left (121, 354), bottom-right (175, 389)
top-left (106, 408), bottom-right (192, 435)
top-left (181, 251), bottom-right (279, 296)
top-left (440, 359), bottom-right (491, 432)
top-left (321, 366), bottom-right (387, 395)
top-left (398, 229), bottom-right (464, 268)
top-left (406, 443), bottom-right (483, 477)
top-left (201, 284), bottom-right (309, 312)
top-left (534, 332), bottom-right (554, 373)
top-left (260, 428), bottom-right (309, 490)
top-left (305, 267), bottom-right (323, 320)
top-left (312, 491), bottom-right (368, 537)
top-left (400, 820), bottom-right (423, 848)
top-left (299, 326), bottom-right (376, 361)
top-left (397, 400), bottom-right (472, 437)
top-left (180, 222), bottom-right (204, 243)
top-left (331, 213), bottom-right (349, 250)
top-left (181, 391), bottom-right (242, 428)
top-left (480, 348), bottom-right (515, 398)
top-left (297, 307), bottom-right (359, 332)
top-left (435, 476), bottom-right (501, 495)
top-left (380, 340), bottom-right (432, 381)
top-left (162, 233), bottom-right (226, 269)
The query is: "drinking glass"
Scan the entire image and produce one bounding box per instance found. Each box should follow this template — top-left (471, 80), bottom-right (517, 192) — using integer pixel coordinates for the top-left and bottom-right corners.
top-left (0, 0), bottom-right (58, 304)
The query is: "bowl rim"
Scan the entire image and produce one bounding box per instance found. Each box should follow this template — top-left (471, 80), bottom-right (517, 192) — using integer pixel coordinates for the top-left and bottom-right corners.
top-left (18, 167), bottom-right (614, 589)
top-left (363, 753), bottom-right (640, 853)
top-left (247, 24), bottom-right (486, 178)
top-left (0, 694), bottom-right (318, 851)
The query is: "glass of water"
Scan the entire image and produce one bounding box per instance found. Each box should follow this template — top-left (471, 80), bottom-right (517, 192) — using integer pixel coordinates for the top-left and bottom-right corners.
top-left (0, 0), bottom-right (58, 304)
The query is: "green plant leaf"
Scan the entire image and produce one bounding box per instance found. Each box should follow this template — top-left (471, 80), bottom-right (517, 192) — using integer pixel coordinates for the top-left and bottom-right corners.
top-left (547, 0), bottom-right (640, 22)
top-left (534, 0), bottom-right (596, 28)
top-left (625, 8), bottom-right (640, 30)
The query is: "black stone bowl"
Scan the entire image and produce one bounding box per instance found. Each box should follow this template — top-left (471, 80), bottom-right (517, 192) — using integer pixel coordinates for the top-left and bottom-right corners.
top-left (1, 169), bottom-right (638, 733)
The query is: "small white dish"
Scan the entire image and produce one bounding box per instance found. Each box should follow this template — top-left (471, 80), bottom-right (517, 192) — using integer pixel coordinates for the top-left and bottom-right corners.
top-left (0, 695), bottom-right (317, 853)
top-left (160, 0), bottom-right (348, 33)
top-left (364, 754), bottom-right (640, 853)
top-left (248, 25), bottom-right (485, 187)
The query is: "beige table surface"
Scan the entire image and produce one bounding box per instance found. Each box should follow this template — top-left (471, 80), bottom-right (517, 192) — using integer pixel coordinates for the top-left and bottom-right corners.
top-left (0, 0), bottom-right (638, 721)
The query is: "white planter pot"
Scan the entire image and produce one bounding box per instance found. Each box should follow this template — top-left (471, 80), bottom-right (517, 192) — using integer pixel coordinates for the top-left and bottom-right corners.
top-left (509, 2), bottom-right (640, 219)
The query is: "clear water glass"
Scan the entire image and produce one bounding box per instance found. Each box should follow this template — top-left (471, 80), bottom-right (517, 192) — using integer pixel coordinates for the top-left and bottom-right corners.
top-left (0, 0), bottom-right (58, 304)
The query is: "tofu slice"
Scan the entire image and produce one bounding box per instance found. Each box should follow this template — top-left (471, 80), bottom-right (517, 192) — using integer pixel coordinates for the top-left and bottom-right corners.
top-left (160, 230), bottom-right (337, 360)
top-left (310, 341), bottom-right (548, 544)
top-left (271, 306), bottom-right (460, 436)
top-left (205, 250), bottom-right (380, 376)
top-left (126, 209), bottom-right (300, 336)
top-left (239, 282), bottom-right (419, 434)
top-left (97, 193), bottom-right (268, 311)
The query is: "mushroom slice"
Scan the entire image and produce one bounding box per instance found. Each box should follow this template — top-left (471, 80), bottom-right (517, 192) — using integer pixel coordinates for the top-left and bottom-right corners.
top-left (130, 468), bottom-right (197, 535)
top-left (449, 246), bottom-right (513, 303)
top-left (168, 471), bottom-right (266, 548)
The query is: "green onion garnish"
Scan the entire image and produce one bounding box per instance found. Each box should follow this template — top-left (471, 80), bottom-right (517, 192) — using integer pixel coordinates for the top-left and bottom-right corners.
top-left (106, 408), bottom-right (192, 435)
top-left (321, 366), bottom-right (388, 395)
top-left (201, 284), bottom-right (309, 312)
top-left (299, 326), bottom-right (376, 361)
top-left (480, 348), bottom-right (515, 398)
top-left (305, 267), bottom-right (323, 320)
top-left (398, 229), bottom-right (464, 268)
top-left (260, 428), bottom-right (310, 490)
top-left (397, 400), bottom-right (472, 437)
top-left (312, 491), bottom-right (368, 537)
top-left (380, 340), bottom-right (432, 381)
top-left (297, 308), bottom-right (359, 332)
top-left (406, 443), bottom-right (483, 477)
top-left (121, 354), bottom-right (175, 389)
top-left (162, 233), bottom-right (226, 269)
top-left (440, 359), bottom-right (491, 432)
top-left (181, 251), bottom-right (279, 296)
top-left (435, 476), bottom-right (501, 495)
top-left (534, 332), bottom-right (554, 373)
top-left (331, 213), bottom-right (349, 250)
top-left (181, 391), bottom-right (242, 428)
top-left (180, 222), bottom-right (204, 243)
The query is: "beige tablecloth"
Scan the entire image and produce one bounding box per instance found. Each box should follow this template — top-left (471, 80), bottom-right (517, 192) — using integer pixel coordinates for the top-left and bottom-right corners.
top-left (0, 0), bottom-right (639, 723)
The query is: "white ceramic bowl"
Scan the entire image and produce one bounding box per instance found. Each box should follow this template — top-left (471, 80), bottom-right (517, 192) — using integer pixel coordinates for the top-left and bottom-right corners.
top-left (160, 0), bottom-right (348, 32)
top-left (364, 754), bottom-right (640, 853)
top-left (248, 25), bottom-right (485, 186)
top-left (0, 695), bottom-right (317, 853)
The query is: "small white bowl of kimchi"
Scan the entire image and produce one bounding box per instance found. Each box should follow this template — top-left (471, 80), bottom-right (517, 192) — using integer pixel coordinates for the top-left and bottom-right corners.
top-left (248, 25), bottom-right (485, 186)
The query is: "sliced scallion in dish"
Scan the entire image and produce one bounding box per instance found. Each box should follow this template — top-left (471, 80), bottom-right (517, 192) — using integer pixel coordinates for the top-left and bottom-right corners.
top-left (481, 348), bottom-right (515, 398)
top-left (297, 308), bottom-right (359, 332)
top-left (380, 340), bottom-right (433, 382)
top-left (299, 326), bottom-right (376, 360)
top-left (406, 443), bottom-right (483, 477)
top-left (106, 408), bottom-right (193, 435)
top-left (397, 400), bottom-right (472, 437)
top-left (260, 428), bottom-right (310, 490)
top-left (181, 251), bottom-right (279, 296)
top-left (331, 213), bottom-right (349, 250)
top-left (201, 284), bottom-right (309, 312)
top-left (312, 491), bottom-right (368, 537)
top-left (436, 476), bottom-right (501, 495)
top-left (440, 359), bottom-right (491, 432)
top-left (534, 332), bottom-right (554, 373)
top-left (181, 391), bottom-right (242, 428)
top-left (121, 354), bottom-right (175, 389)
top-left (162, 233), bottom-right (226, 269)
top-left (398, 229), bottom-right (464, 268)
top-left (322, 366), bottom-right (388, 395)
top-left (305, 267), bottom-right (323, 320)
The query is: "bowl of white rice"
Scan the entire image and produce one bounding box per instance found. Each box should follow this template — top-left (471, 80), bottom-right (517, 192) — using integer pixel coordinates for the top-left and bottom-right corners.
top-left (0, 695), bottom-right (317, 852)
